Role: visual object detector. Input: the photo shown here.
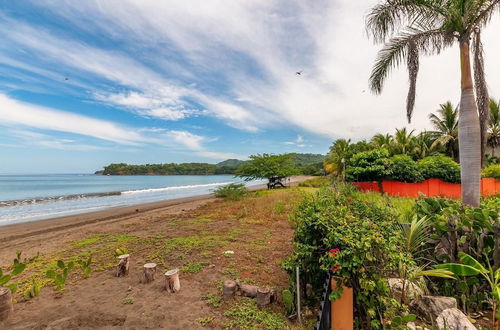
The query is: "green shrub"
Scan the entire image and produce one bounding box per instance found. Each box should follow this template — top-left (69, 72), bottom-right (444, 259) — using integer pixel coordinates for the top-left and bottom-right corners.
top-left (298, 176), bottom-right (330, 187)
top-left (417, 154), bottom-right (461, 183)
top-left (386, 155), bottom-right (424, 183)
top-left (482, 164), bottom-right (500, 180)
top-left (346, 148), bottom-right (391, 182)
top-left (213, 183), bottom-right (247, 200)
top-left (283, 184), bottom-right (407, 329)
top-left (414, 196), bottom-right (500, 313)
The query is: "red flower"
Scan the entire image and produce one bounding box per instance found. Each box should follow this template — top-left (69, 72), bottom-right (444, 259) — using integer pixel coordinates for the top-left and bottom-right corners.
top-left (330, 265), bottom-right (341, 272)
top-left (328, 248), bottom-right (340, 257)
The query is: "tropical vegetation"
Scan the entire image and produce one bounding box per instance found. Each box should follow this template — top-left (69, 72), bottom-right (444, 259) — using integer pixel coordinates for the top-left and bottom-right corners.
top-left (366, 0), bottom-right (500, 207)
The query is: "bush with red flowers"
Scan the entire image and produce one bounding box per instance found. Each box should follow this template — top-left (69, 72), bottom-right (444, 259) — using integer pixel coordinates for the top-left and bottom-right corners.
top-left (283, 183), bottom-right (409, 329)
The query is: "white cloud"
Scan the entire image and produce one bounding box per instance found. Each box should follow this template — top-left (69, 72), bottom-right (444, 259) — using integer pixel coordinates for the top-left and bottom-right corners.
top-left (0, 94), bottom-right (145, 145)
top-left (3, 1), bottom-right (500, 142)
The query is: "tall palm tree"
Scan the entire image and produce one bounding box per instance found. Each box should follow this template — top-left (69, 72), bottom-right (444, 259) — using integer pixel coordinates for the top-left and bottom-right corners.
top-left (391, 127), bottom-right (415, 155)
top-left (366, 0), bottom-right (500, 206)
top-left (488, 99), bottom-right (500, 157)
top-left (429, 101), bottom-right (459, 161)
top-left (371, 133), bottom-right (393, 149)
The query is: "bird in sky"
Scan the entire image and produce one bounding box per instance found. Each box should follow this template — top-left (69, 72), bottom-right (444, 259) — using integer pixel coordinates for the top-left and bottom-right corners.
top-left (295, 70), bottom-right (303, 75)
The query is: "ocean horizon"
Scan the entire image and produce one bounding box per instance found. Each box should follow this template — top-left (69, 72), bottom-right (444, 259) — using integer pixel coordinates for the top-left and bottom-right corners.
top-left (0, 174), bottom-right (263, 226)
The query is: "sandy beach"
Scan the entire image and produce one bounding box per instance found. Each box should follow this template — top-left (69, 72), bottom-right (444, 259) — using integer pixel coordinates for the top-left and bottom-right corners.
top-left (0, 176), bottom-right (316, 330)
top-left (0, 176), bottom-right (311, 267)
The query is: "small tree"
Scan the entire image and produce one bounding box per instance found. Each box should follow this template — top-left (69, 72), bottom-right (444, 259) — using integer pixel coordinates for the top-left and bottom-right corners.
top-left (235, 154), bottom-right (299, 185)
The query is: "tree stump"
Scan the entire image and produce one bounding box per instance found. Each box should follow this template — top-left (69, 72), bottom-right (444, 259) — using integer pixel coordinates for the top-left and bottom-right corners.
top-left (238, 283), bottom-right (258, 298)
top-left (164, 269), bottom-right (181, 293)
top-left (256, 287), bottom-right (272, 309)
top-left (115, 254), bottom-right (130, 277)
top-left (140, 263), bottom-right (157, 283)
top-left (223, 280), bottom-right (237, 299)
top-left (0, 287), bottom-right (13, 322)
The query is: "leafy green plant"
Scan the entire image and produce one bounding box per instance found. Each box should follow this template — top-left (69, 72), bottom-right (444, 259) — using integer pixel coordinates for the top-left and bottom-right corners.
top-left (0, 262), bottom-right (26, 293)
top-left (235, 153), bottom-right (300, 182)
top-left (213, 183), bottom-right (248, 200)
top-left (436, 252), bottom-right (500, 329)
top-left (196, 316), bottom-right (214, 326)
top-left (283, 184), bottom-right (409, 329)
top-left (181, 261), bottom-right (209, 274)
top-left (203, 293), bottom-right (222, 308)
top-left (282, 289), bottom-right (294, 315)
top-left (346, 148), bottom-right (391, 182)
top-left (114, 247), bottom-right (128, 256)
top-left (77, 256), bottom-right (92, 278)
top-left (386, 155), bottom-right (423, 183)
top-left (417, 154), bottom-right (461, 183)
top-left (389, 314), bottom-right (416, 329)
top-left (224, 297), bottom-right (286, 329)
top-left (482, 164), bottom-right (500, 180)
top-left (24, 277), bottom-right (42, 299)
top-left (46, 260), bottom-right (75, 291)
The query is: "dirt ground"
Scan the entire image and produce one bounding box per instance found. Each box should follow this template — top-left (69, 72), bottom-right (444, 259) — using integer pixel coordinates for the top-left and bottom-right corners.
top-left (0, 185), bottom-right (316, 329)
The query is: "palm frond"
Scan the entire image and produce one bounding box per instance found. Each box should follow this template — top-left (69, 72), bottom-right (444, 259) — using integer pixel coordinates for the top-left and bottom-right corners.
top-left (471, 0), bottom-right (500, 29)
top-left (369, 27), bottom-right (450, 120)
top-left (400, 215), bottom-right (431, 254)
top-left (366, 0), bottom-right (446, 42)
top-left (472, 30), bottom-right (490, 165)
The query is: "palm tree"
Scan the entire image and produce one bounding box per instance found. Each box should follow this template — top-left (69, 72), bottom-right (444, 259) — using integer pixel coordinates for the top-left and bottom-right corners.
top-left (366, 0), bottom-right (500, 206)
top-left (429, 101), bottom-right (459, 161)
top-left (324, 139), bottom-right (351, 178)
top-left (371, 133), bottom-right (393, 149)
top-left (413, 131), bottom-right (437, 159)
top-left (488, 99), bottom-right (500, 157)
top-left (391, 127), bottom-right (415, 155)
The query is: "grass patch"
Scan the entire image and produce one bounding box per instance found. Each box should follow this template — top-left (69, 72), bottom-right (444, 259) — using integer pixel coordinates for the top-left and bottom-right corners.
top-left (222, 268), bottom-right (239, 278)
top-left (181, 261), bottom-right (209, 273)
top-left (298, 176), bottom-right (330, 187)
top-left (196, 316), bottom-right (215, 326)
top-left (224, 298), bottom-right (287, 330)
top-left (73, 233), bottom-right (109, 248)
top-left (203, 293), bottom-right (222, 308)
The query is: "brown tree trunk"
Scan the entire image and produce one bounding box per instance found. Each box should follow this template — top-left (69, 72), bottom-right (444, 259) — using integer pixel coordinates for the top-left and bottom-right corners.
top-left (140, 263), bottom-right (157, 284)
top-left (458, 41), bottom-right (481, 207)
top-left (223, 280), bottom-right (237, 299)
top-left (256, 287), bottom-right (272, 309)
top-left (0, 287), bottom-right (13, 322)
top-left (115, 254), bottom-right (129, 277)
top-left (164, 269), bottom-right (181, 293)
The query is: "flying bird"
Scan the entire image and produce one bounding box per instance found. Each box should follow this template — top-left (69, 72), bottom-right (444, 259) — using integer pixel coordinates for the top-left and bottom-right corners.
top-left (295, 71), bottom-right (303, 75)
top-left (64, 77), bottom-right (69, 81)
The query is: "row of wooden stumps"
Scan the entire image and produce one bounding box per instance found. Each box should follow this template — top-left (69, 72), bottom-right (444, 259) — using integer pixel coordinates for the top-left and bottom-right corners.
top-left (115, 254), bottom-right (180, 293)
top-left (223, 279), bottom-right (275, 309)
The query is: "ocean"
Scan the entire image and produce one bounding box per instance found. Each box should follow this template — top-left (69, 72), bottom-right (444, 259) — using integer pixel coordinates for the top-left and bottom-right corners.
top-left (0, 174), bottom-right (262, 226)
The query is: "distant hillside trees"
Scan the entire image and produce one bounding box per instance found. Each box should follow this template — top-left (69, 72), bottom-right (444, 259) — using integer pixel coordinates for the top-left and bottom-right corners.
top-left (97, 153), bottom-right (325, 176)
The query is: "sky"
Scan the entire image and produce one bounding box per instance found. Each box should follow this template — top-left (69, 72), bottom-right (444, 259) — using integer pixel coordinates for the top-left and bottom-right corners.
top-left (0, 1), bottom-right (499, 174)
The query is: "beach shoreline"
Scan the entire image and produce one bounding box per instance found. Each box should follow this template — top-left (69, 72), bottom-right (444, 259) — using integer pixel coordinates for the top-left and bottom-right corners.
top-left (0, 176), bottom-right (313, 263)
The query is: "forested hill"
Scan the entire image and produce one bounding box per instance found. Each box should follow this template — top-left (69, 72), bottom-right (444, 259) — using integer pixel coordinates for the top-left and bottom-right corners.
top-left (97, 153), bottom-right (325, 175)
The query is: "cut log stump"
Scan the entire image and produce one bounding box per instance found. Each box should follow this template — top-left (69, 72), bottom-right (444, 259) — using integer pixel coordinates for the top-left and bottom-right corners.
top-left (115, 254), bottom-right (130, 277)
top-left (140, 263), bottom-right (157, 284)
top-left (238, 283), bottom-right (258, 298)
top-left (0, 287), bottom-right (13, 322)
top-left (223, 280), bottom-right (237, 300)
top-left (256, 287), bottom-right (272, 309)
top-left (164, 269), bottom-right (181, 293)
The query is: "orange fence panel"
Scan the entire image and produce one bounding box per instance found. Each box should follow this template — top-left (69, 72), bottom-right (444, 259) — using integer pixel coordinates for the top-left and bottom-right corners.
top-left (352, 178), bottom-right (500, 199)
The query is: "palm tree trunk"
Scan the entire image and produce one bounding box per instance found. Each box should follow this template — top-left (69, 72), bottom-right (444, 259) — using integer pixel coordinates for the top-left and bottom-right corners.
top-left (458, 41), bottom-right (481, 207)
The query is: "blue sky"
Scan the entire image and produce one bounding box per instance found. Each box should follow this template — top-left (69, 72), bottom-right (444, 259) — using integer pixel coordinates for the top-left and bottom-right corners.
top-left (0, 1), bottom-right (499, 174)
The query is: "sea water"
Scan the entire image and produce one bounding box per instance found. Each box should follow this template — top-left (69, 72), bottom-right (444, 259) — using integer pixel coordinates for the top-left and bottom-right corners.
top-left (0, 174), bottom-right (262, 226)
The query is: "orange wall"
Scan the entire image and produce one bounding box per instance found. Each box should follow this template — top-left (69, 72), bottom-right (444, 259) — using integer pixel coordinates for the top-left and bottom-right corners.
top-left (351, 178), bottom-right (500, 198)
